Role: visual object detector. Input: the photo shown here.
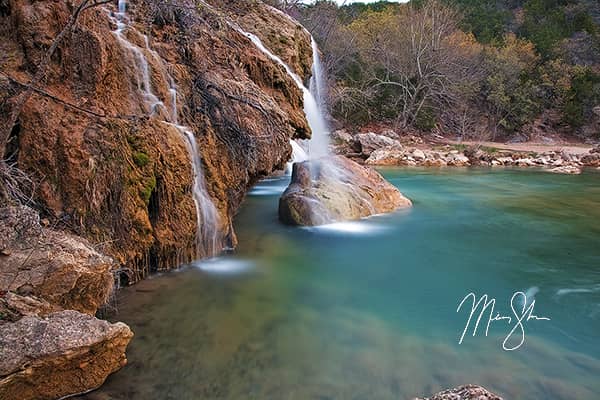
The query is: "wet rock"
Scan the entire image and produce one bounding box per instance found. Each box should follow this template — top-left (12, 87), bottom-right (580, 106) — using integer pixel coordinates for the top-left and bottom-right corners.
top-left (414, 384), bottom-right (503, 400)
top-left (0, 310), bottom-right (133, 400)
top-left (0, 206), bottom-right (113, 315)
top-left (446, 153), bottom-right (470, 166)
top-left (353, 132), bottom-right (402, 156)
top-left (1, 0), bottom-right (313, 278)
top-left (549, 166), bottom-right (582, 174)
top-left (423, 158), bottom-right (448, 167)
top-left (279, 156), bottom-right (411, 226)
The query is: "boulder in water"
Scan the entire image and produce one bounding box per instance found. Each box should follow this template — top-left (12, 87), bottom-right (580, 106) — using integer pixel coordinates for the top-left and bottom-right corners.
top-left (279, 156), bottom-right (411, 226)
top-left (0, 311), bottom-right (133, 400)
top-left (414, 385), bottom-right (503, 400)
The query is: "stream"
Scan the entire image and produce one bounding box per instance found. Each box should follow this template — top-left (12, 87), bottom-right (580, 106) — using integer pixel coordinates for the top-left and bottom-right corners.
top-left (83, 168), bottom-right (600, 400)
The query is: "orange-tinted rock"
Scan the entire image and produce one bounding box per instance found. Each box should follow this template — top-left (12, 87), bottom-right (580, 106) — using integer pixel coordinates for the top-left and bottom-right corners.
top-left (0, 206), bottom-right (113, 315)
top-left (0, 311), bottom-right (133, 400)
top-left (279, 156), bottom-right (412, 226)
top-left (0, 0), bottom-right (312, 280)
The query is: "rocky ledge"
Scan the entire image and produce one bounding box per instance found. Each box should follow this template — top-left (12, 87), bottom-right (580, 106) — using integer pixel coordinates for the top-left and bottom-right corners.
top-left (0, 206), bottom-right (133, 400)
top-left (279, 156), bottom-right (412, 226)
top-left (333, 130), bottom-right (600, 174)
top-left (0, 311), bottom-right (132, 400)
top-left (414, 385), bottom-right (503, 400)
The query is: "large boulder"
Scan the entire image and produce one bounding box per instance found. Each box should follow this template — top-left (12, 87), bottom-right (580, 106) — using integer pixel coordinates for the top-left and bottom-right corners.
top-left (353, 132), bottom-right (402, 156)
top-left (279, 156), bottom-right (411, 226)
top-left (414, 385), bottom-right (502, 400)
top-left (365, 146), bottom-right (406, 166)
top-left (0, 206), bottom-right (113, 315)
top-left (0, 311), bottom-right (133, 400)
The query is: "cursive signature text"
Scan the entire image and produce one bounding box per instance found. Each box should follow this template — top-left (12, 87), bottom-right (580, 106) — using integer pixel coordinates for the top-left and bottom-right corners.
top-left (456, 291), bottom-right (551, 351)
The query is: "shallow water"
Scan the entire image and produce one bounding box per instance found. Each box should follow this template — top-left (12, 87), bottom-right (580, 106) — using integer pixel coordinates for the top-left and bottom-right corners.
top-left (84, 168), bottom-right (600, 400)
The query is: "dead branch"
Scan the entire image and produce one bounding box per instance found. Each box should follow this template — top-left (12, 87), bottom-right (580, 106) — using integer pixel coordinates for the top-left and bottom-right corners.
top-left (0, 0), bottom-right (112, 161)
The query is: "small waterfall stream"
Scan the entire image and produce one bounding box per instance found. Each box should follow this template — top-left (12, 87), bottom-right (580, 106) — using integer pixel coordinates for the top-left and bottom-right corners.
top-left (235, 29), bottom-right (330, 162)
top-left (110, 0), bottom-right (220, 258)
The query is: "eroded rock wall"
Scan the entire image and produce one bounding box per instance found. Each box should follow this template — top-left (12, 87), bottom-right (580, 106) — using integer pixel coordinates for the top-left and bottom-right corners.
top-left (0, 0), bottom-right (312, 280)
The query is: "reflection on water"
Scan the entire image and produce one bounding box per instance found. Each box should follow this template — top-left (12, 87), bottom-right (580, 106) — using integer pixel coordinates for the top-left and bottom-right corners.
top-left (83, 168), bottom-right (600, 400)
top-left (192, 257), bottom-right (255, 275)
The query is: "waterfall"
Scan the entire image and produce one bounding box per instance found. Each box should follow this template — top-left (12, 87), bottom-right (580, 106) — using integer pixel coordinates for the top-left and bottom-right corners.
top-left (309, 38), bottom-right (327, 111)
top-left (236, 29), bottom-right (330, 161)
top-left (286, 140), bottom-right (309, 174)
top-left (109, 0), bottom-right (220, 259)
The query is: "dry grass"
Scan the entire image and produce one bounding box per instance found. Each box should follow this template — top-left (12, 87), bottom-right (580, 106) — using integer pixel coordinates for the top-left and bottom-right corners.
top-left (0, 161), bottom-right (35, 206)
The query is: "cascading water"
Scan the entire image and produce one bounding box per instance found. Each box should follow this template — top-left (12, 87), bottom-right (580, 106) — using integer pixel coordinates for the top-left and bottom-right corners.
top-left (235, 29), bottom-right (331, 162)
top-left (109, 0), bottom-right (220, 258)
top-left (168, 79), bottom-right (220, 257)
top-left (309, 38), bottom-right (327, 113)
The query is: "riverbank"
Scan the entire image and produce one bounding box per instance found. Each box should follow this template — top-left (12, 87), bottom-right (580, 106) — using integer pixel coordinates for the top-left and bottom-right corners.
top-left (331, 129), bottom-right (600, 174)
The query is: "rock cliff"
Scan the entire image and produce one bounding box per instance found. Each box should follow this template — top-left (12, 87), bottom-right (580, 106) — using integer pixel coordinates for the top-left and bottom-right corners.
top-left (0, 0), bottom-right (312, 281)
top-left (1, 0), bottom-right (315, 397)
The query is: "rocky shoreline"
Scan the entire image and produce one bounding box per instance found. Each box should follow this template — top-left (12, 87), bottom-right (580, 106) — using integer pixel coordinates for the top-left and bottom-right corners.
top-left (0, 206), bottom-right (133, 400)
top-left (332, 129), bottom-right (600, 174)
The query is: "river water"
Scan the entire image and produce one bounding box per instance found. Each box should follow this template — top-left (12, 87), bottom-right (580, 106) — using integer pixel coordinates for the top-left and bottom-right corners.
top-left (84, 168), bottom-right (600, 400)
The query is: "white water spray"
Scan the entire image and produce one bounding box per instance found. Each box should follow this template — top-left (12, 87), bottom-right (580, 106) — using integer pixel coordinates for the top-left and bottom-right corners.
top-left (110, 0), bottom-right (220, 258)
top-left (236, 29), bottom-right (331, 162)
top-left (309, 38), bottom-right (327, 112)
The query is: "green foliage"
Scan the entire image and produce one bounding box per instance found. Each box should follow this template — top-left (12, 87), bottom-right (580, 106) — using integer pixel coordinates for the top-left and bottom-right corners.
top-left (450, 0), bottom-right (512, 44)
top-left (481, 146), bottom-right (500, 154)
top-left (521, 0), bottom-right (597, 57)
top-left (563, 68), bottom-right (600, 127)
top-left (133, 151), bottom-right (150, 168)
top-left (299, 0), bottom-right (599, 138)
top-left (140, 175), bottom-right (157, 205)
top-left (336, 1), bottom-right (402, 24)
top-left (415, 107), bottom-right (437, 131)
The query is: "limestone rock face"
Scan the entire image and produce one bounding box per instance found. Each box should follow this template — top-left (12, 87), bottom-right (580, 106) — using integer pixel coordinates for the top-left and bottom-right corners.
top-left (0, 310), bottom-right (133, 400)
top-left (414, 385), bottom-right (503, 400)
top-left (213, 0), bottom-right (313, 81)
top-left (0, 206), bottom-right (113, 315)
top-left (279, 156), bottom-right (411, 226)
top-left (0, 0), bottom-right (312, 280)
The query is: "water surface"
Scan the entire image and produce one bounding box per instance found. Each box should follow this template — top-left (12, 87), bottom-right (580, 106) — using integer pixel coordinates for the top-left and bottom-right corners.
top-left (85, 168), bottom-right (600, 400)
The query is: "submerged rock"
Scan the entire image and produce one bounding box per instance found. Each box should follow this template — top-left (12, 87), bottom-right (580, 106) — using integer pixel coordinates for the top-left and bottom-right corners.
top-left (414, 385), bottom-right (503, 400)
top-left (0, 311), bottom-right (133, 400)
top-left (279, 156), bottom-right (411, 226)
